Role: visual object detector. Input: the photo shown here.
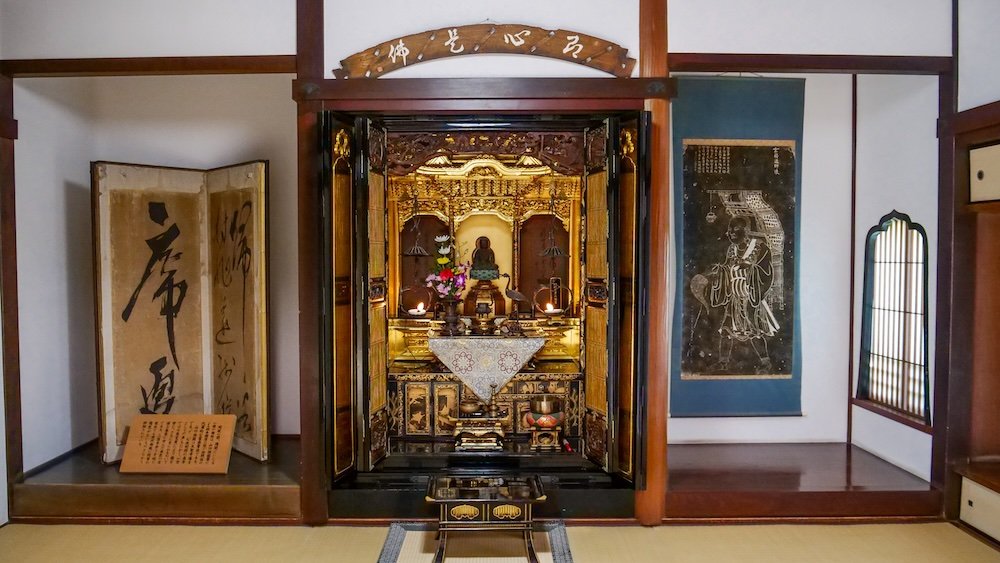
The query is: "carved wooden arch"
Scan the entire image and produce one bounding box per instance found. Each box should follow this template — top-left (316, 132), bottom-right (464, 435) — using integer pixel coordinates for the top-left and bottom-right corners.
top-left (332, 23), bottom-right (636, 79)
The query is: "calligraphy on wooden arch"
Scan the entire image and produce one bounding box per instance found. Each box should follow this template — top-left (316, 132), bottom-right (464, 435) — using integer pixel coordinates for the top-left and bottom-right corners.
top-left (332, 24), bottom-right (636, 79)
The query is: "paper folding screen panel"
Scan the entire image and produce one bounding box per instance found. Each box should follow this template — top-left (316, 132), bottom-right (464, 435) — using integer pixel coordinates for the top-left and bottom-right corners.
top-left (93, 161), bottom-right (269, 463)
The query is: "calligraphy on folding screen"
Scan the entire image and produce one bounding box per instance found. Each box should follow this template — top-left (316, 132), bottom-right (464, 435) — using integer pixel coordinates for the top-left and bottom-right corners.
top-left (94, 161), bottom-right (269, 463)
top-left (208, 163), bottom-right (269, 461)
top-left (96, 163), bottom-right (207, 463)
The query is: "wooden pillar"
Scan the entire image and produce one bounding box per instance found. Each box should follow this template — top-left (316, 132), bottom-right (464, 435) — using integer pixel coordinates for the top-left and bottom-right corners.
top-left (296, 0), bottom-right (328, 525)
top-left (0, 71), bottom-right (23, 500)
top-left (636, 0), bottom-right (669, 526)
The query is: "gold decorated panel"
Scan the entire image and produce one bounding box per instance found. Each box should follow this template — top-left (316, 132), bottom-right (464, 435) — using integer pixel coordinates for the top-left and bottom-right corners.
top-left (368, 172), bottom-right (386, 278)
top-left (369, 305), bottom-right (388, 413)
top-left (585, 307), bottom-right (608, 414)
top-left (585, 170), bottom-right (608, 280)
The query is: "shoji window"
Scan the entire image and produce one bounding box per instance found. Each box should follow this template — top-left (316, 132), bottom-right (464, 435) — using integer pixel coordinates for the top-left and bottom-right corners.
top-left (857, 211), bottom-right (931, 425)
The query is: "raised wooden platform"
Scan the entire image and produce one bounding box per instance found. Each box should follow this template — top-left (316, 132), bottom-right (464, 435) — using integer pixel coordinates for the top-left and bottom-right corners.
top-left (956, 460), bottom-right (1000, 494)
top-left (665, 443), bottom-right (942, 520)
top-left (11, 436), bottom-right (300, 522)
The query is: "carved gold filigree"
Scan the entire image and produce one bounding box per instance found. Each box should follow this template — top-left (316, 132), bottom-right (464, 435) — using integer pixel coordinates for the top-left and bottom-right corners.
top-left (387, 389), bottom-right (403, 433)
top-left (620, 129), bottom-right (636, 159)
top-left (492, 504), bottom-right (523, 520)
top-left (333, 129), bottom-right (351, 159)
top-left (450, 504), bottom-right (480, 520)
top-left (390, 176), bottom-right (580, 228)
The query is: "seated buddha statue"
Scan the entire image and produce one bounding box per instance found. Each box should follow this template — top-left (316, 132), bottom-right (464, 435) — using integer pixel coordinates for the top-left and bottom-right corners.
top-left (469, 236), bottom-right (500, 281)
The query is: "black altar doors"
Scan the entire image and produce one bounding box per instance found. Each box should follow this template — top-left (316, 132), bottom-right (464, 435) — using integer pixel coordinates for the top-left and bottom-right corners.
top-left (582, 114), bottom-right (650, 484)
top-left (322, 114), bottom-right (389, 480)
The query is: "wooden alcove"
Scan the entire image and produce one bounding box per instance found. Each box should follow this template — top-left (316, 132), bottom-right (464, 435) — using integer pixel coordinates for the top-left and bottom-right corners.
top-left (0, 0), bottom-right (973, 527)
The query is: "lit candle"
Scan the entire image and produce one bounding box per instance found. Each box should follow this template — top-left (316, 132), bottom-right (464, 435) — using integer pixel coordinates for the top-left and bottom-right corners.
top-left (545, 303), bottom-right (554, 312)
top-left (417, 302), bottom-right (425, 313)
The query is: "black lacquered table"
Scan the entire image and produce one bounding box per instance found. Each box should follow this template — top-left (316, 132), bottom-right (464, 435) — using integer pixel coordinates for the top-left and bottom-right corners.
top-left (425, 475), bottom-right (546, 563)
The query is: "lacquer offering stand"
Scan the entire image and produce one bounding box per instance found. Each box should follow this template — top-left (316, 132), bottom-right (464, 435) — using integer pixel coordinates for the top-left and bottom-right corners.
top-left (428, 335), bottom-right (545, 452)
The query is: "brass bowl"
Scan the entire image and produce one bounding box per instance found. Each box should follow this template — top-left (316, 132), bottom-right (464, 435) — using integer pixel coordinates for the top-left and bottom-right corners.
top-left (530, 395), bottom-right (561, 415)
top-left (459, 399), bottom-right (484, 415)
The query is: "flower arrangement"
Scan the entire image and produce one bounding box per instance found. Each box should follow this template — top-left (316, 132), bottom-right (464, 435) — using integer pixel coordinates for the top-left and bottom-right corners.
top-left (426, 234), bottom-right (469, 299)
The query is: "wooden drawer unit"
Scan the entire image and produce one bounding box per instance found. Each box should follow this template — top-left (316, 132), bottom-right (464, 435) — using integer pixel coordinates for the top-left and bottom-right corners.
top-left (961, 477), bottom-right (1000, 541)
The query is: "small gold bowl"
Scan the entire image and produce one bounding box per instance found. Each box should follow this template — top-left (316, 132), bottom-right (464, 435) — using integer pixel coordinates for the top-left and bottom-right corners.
top-left (459, 399), bottom-right (484, 415)
top-left (530, 395), bottom-right (561, 415)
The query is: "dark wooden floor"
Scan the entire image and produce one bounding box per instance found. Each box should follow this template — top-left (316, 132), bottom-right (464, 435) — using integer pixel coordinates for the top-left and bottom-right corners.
top-left (11, 436), bottom-right (300, 521)
top-left (665, 443), bottom-right (942, 520)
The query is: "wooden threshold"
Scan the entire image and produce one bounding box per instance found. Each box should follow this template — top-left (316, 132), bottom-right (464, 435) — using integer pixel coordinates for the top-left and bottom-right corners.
top-left (665, 443), bottom-right (942, 519)
top-left (11, 436), bottom-right (301, 520)
top-left (0, 55), bottom-right (296, 78)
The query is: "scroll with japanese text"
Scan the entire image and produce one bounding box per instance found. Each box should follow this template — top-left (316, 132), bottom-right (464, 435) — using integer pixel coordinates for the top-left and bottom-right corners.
top-left (208, 163), bottom-right (269, 461)
top-left (94, 161), bottom-right (269, 463)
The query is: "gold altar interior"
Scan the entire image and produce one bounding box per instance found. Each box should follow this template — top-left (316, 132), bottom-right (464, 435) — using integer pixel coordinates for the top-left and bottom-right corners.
top-left (323, 115), bottom-right (647, 486)
top-left (386, 152), bottom-right (585, 445)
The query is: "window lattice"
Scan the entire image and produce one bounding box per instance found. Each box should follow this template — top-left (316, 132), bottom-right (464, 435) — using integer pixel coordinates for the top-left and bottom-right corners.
top-left (857, 211), bottom-right (930, 424)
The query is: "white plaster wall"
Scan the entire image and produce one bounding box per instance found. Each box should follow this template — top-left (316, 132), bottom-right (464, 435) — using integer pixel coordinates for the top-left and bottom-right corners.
top-left (852, 74), bottom-right (939, 482)
top-left (13, 78), bottom-right (100, 471)
top-left (323, 0), bottom-right (638, 79)
top-left (0, 0), bottom-right (295, 59)
top-left (668, 74), bottom-right (854, 443)
top-left (669, 0), bottom-right (951, 57)
top-left (958, 0), bottom-right (1000, 111)
top-left (13, 75), bottom-right (298, 471)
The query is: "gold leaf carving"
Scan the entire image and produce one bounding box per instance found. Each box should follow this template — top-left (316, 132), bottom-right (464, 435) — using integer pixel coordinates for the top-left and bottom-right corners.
top-left (450, 504), bottom-right (480, 520)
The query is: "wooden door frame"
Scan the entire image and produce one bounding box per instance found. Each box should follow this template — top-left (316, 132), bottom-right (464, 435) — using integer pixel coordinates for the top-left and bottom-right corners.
top-left (297, 0), bottom-right (671, 527)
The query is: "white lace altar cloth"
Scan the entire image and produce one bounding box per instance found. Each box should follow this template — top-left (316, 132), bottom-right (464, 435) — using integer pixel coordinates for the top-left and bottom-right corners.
top-left (428, 336), bottom-right (546, 401)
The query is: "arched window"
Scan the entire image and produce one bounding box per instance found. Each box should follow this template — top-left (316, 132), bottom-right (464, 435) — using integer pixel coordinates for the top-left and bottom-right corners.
top-left (857, 211), bottom-right (931, 424)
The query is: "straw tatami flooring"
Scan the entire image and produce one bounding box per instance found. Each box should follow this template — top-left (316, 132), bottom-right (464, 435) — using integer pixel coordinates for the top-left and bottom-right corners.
top-left (0, 522), bottom-right (996, 562)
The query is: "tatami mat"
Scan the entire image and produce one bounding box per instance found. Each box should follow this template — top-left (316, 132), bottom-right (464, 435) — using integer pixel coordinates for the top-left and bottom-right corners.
top-left (389, 529), bottom-right (557, 563)
top-left (0, 522), bottom-right (996, 562)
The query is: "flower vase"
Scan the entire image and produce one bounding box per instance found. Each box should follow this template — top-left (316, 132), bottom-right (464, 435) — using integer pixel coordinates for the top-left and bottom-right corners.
top-left (440, 297), bottom-right (464, 336)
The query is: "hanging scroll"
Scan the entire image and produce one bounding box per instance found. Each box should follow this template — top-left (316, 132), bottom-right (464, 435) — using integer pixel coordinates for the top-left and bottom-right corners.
top-left (94, 161), bottom-right (269, 463)
top-left (670, 77), bottom-right (804, 417)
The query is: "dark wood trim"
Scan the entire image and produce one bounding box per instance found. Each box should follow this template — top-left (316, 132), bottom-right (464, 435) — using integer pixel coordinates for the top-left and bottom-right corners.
top-left (944, 99), bottom-right (1000, 136)
top-left (1, 134), bottom-right (22, 492)
top-left (848, 74), bottom-right (858, 442)
top-left (635, 0), bottom-right (668, 527)
top-left (292, 78), bottom-right (672, 102)
top-left (311, 99), bottom-right (646, 113)
top-left (663, 490), bottom-right (942, 519)
top-left (0, 117), bottom-right (15, 141)
top-left (11, 516), bottom-right (302, 526)
top-left (12, 482), bottom-right (300, 519)
top-left (668, 53), bottom-right (953, 75)
top-left (851, 398), bottom-right (933, 434)
top-left (664, 516), bottom-right (944, 525)
top-left (297, 108), bottom-right (327, 525)
top-left (938, 68), bottom-right (969, 522)
top-left (0, 56), bottom-right (296, 78)
top-left (296, 0), bottom-right (323, 79)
